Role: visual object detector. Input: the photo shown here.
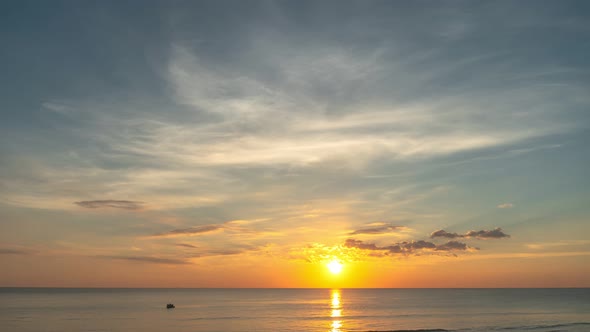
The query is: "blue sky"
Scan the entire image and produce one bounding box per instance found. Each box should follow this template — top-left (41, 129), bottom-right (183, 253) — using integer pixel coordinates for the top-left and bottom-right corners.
top-left (0, 1), bottom-right (589, 287)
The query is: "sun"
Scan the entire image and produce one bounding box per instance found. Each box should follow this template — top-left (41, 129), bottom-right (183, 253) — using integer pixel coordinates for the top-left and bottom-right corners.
top-left (327, 259), bottom-right (343, 274)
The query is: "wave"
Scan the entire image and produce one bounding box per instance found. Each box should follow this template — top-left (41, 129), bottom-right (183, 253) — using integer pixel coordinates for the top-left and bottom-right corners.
top-left (365, 329), bottom-right (449, 332)
top-left (365, 322), bottom-right (590, 332)
top-left (493, 322), bottom-right (590, 330)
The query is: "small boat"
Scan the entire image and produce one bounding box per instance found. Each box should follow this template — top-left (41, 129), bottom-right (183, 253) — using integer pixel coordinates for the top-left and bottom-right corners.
top-left (166, 303), bottom-right (175, 309)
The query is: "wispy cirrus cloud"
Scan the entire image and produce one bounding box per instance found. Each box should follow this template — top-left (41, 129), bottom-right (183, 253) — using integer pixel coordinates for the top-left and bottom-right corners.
top-left (151, 224), bottom-right (223, 238)
top-left (75, 200), bottom-right (144, 210)
top-left (525, 240), bottom-right (590, 250)
top-left (191, 245), bottom-right (260, 258)
top-left (349, 224), bottom-right (407, 235)
top-left (430, 228), bottom-right (510, 239)
top-left (176, 243), bottom-right (198, 249)
top-left (0, 248), bottom-right (34, 255)
top-left (99, 255), bottom-right (189, 265)
top-left (497, 203), bottom-right (514, 209)
top-left (161, 44), bottom-right (574, 167)
top-left (149, 220), bottom-right (266, 238)
top-left (3, 29), bottom-right (583, 214)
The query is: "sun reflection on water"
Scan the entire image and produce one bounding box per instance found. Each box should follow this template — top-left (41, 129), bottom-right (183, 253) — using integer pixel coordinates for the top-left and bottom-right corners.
top-left (331, 320), bottom-right (342, 331)
top-left (331, 290), bottom-right (340, 309)
top-left (330, 289), bottom-right (342, 332)
top-left (331, 309), bottom-right (341, 317)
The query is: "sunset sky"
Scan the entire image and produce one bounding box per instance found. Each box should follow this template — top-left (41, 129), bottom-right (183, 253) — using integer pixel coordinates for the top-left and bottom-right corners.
top-left (1, 1), bottom-right (589, 288)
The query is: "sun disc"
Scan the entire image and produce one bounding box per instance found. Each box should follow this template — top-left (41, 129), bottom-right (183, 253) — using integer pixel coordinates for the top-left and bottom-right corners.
top-left (327, 260), bottom-right (343, 274)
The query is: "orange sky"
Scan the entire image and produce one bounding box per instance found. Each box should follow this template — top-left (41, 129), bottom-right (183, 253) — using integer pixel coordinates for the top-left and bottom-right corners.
top-left (1, 1), bottom-right (589, 288)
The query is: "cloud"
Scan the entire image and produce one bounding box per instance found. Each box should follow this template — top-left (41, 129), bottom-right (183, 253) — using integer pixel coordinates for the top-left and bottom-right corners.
top-left (456, 251), bottom-right (590, 261)
top-left (74, 200), bottom-right (144, 210)
top-left (152, 224), bottom-right (223, 238)
top-left (42, 101), bottom-right (76, 115)
top-left (525, 240), bottom-right (590, 250)
top-left (430, 229), bottom-right (462, 239)
top-left (344, 238), bottom-right (475, 256)
top-left (382, 240), bottom-right (438, 254)
top-left (349, 224), bottom-right (406, 235)
top-left (101, 255), bottom-right (189, 265)
top-left (186, 243), bottom-right (261, 259)
top-left (436, 240), bottom-right (475, 251)
top-left (199, 249), bottom-right (251, 257)
top-left (3, 26), bottom-right (582, 213)
top-left (95, 42), bottom-right (574, 175)
top-left (150, 219), bottom-right (266, 238)
top-left (344, 239), bottom-right (380, 251)
top-left (289, 242), bottom-right (368, 263)
top-left (497, 203), bottom-right (514, 209)
top-left (465, 228), bottom-right (510, 239)
top-left (176, 243), bottom-right (198, 248)
top-left (0, 248), bottom-right (32, 255)
top-left (430, 228), bottom-right (510, 239)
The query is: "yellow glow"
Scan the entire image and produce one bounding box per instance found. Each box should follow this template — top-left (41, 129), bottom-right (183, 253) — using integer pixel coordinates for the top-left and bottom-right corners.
top-left (331, 320), bottom-right (342, 332)
top-left (331, 309), bottom-right (341, 317)
top-left (330, 289), bottom-right (343, 332)
top-left (331, 289), bottom-right (341, 308)
top-left (327, 260), bottom-right (343, 274)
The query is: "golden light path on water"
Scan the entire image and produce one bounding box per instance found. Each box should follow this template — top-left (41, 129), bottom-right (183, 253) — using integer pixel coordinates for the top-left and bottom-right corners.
top-left (330, 289), bottom-right (342, 332)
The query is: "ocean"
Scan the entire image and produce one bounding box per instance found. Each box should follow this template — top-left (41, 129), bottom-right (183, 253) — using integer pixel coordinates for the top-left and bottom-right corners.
top-left (1, 288), bottom-right (588, 332)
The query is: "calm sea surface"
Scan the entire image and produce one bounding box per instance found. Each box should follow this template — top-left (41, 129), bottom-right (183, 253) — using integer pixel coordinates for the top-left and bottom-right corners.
top-left (1, 288), bottom-right (588, 332)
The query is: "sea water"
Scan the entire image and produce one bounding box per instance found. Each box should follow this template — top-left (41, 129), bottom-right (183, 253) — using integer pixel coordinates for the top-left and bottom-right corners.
top-left (1, 288), bottom-right (588, 332)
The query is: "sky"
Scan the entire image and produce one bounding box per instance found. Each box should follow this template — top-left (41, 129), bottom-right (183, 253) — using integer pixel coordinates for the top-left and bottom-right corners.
top-left (1, 0), bottom-right (589, 288)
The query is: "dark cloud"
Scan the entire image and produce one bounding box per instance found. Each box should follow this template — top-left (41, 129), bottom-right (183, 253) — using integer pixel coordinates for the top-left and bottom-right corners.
top-left (349, 225), bottom-right (405, 235)
top-left (101, 255), bottom-right (189, 265)
top-left (431, 228), bottom-right (510, 239)
top-left (344, 227), bottom-right (505, 258)
top-left (207, 249), bottom-right (248, 256)
top-left (345, 238), bottom-right (474, 256)
top-left (404, 240), bottom-right (437, 250)
top-left (152, 220), bottom-right (263, 238)
top-left (344, 239), bottom-right (379, 250)
top-left (436, 240), bottom-right (476, 251)
top-left (465, 228), bottom-right (510, 239)
top-left (75, 200), bottom-right (144, 210)
top-left (0, 248), bottom-right (32, 255)
top-left (430, 229), bottom-right (462, 239)
top-left (176, 243), bottom-right (198, 248)
top-left (189, 244), bottom-right (259, 258)
top-left (152, 224), bottom-right (223, 237)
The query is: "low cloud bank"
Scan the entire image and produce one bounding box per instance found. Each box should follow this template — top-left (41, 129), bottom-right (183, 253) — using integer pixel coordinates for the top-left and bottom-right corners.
top-left (344, 238), bottom-right (477, 256)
